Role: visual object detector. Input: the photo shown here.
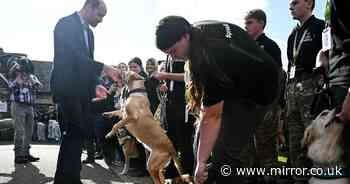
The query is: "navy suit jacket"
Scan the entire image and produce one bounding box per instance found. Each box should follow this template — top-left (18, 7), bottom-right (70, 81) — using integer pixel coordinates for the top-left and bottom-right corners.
top-left (50, 12), bottom-right (103, 100)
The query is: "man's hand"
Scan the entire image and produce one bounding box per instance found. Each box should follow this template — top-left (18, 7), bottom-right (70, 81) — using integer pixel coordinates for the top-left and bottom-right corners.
top-left (103, 65), bottom-right (121, 82)
top-left (159, 84), bottom-right (168, 92)
top-left (152, 71), bottom-right (185, 81)
top-left (195, 102), bottom-right (223, 184)
top-left (194, 161), bottom-right (208, 184)
top-left (316, 49), bottom-right (329, 68)
top-left (29, 74), bottom-right (43, 89)
top-left (151, 71), bottom-right (167, 80)
top-left (96, 85), bottom-right (109, 98)
top-left (92, 85), bottom-right (109, 102)
top-left (336, 112), bottom-right (347, 123)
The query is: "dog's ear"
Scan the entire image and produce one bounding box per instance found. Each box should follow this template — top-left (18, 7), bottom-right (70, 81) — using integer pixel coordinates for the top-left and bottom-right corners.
top-left (301, 125), bottom-right (313, 148)
top-left (324, 109), bottom-right (338, 128)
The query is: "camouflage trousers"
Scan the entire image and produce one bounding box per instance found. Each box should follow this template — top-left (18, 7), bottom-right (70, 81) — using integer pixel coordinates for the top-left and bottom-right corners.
top-left (239, 105), bottom-right (281, 183)
top-left (286, 77), bottom-right (319, 182)
top-left (255, 105), bottom-right (281, 167)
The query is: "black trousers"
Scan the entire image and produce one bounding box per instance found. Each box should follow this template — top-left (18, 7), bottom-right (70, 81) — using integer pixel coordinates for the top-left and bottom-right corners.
top-left (84, 115), bottom-right (96, 160)
top-left (207, 99), bottom-right (269, 184)
top-left (165, 102), bottom-right (195, 177)
top-left (54, 97), bottom-right (93, 184)
top-left (95, 115), bottom-right (120, 164)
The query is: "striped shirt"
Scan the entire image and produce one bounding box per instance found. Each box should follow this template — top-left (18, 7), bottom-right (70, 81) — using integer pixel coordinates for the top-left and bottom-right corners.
top-left (9, 79), bottom-right (36, 105)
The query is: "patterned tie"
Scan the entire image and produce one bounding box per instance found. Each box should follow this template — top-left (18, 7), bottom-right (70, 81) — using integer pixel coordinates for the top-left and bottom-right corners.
top-left (82, 23), bottom-right (91, 58)
top-left (87, 28), bottom-right (94, 59)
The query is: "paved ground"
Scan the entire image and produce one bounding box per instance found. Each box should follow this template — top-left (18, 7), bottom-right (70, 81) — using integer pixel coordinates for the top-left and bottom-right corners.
top-left (0, 143), bottom-right (152, 184)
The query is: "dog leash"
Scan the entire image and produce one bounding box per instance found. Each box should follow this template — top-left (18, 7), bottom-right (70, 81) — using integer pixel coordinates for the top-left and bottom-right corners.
top-left (157, 87), bottom-right (168, 131)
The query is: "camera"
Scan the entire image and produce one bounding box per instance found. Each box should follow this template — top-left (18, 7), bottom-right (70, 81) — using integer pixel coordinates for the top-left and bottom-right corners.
top-left (9, 57), bottom-right (34, 74)
top-left (0, 53), bottom-right (34, 78)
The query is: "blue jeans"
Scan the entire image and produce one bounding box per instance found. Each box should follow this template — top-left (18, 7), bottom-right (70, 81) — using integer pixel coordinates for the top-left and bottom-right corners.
top-left (11, 102), bottom-right (34, 157)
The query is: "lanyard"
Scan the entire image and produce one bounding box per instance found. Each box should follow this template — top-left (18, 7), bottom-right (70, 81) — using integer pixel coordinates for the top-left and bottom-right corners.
top-left (292, 29), bottom-right (308, 65)
top-left (166, 56), bottom-right (174, 92)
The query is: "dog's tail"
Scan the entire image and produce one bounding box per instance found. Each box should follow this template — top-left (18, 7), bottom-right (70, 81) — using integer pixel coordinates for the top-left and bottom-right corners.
top-left (171, 152), bottom-right (193, 184)
top-left (172, 152), bottom-right (184, 176)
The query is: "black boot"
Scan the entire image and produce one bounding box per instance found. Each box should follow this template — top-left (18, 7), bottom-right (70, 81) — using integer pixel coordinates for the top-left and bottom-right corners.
top-left (25, 155), bottom-right (40, 162)
top-left (15, 156), bottom-right (29, 164)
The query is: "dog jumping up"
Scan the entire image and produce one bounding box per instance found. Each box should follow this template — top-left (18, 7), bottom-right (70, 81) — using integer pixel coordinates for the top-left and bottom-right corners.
top-left (104, 71), bottom-right (193, 184)
top-left (302, 109), bottom-right (349, 184)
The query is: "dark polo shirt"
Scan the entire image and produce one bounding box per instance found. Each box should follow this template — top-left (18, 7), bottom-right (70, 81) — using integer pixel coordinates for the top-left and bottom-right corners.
top-left (256, 33), bottom-right (282, 68)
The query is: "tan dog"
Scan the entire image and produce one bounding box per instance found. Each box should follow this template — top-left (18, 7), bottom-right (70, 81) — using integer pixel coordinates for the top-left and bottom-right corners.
top-left (104, 71), bottom-right (193, 184)
top-left (302, 109), bottom-right (349, 184)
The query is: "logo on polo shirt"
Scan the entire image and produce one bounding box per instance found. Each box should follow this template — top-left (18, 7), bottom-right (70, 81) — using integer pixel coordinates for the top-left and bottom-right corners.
top-left (223, 24), bottom-right (232, 38)
top-left (303, 31), bottom-right (313, 42)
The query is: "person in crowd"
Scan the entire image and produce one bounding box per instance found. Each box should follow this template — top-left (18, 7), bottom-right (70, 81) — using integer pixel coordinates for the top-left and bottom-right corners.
top-left (128, 57), bottom-right (148, 78)
top-left (127, 57), bottom-right (160, 114)
top-left (50, 0), bottom-right (121, 183)
top-left (286, 0), bottom-right (324, 183)
top-left (245, 9), bottom-right (282, 67)
top-left (145, 58), bottom-right (160, 115)
top-left (325, 0), bottom-right (350, 168)
top-left (244, 8), bottom-right (284, 183)
top-left (117, 62), bottom-right (128, 72)
top-left (9, 60), bottom-right (42, 164)
top-left (146, 58), bottom-right (158, 76)
top-left (155, 15), bottom-right (280, 184)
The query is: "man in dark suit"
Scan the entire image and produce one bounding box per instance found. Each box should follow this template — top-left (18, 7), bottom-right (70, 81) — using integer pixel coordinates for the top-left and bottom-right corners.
top-left (50, 0), bottom-right (120, 183)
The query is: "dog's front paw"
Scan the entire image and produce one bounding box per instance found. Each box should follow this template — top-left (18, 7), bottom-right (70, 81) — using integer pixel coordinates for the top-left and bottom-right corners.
top-left (103, 112), bottom-right (114, 118)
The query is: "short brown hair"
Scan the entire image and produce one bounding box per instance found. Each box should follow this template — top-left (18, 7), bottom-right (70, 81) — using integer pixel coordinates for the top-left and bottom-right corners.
top-left (309, 0), bottom-right (315, 10)
top-left (84, 0), bottom-right (101, 9)
top-left (128, 57), bottom-right (143, 67)
top-left (146, 58), bottom-right (157, 65)
top-left (156, 16), bottom-right (191, 50)
top-left (245, 9), bottom-right (267, 28)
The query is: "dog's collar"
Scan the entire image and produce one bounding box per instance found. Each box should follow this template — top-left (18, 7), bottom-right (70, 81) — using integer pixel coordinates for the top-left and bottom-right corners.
top-left (128, 88), bottom-right (147, 96)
